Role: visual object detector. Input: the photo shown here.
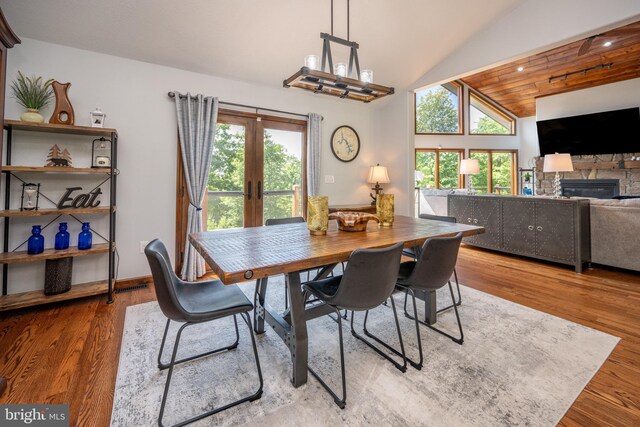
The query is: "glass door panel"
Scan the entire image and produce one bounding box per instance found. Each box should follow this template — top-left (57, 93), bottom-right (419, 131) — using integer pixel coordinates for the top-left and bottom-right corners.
top-left (491, 152), bottom-right (513, 194)
top-left (207, 123), bottom-right (246, 230)
top-left (470, 151), bottom-right (489, 193)
top-left (261, 126), bottom-right (304, 225)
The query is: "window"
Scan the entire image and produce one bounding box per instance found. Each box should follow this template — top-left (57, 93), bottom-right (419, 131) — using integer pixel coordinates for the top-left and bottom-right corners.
top-left (469, 91), bottom-right (515, 135)
top-left (415, 81), bottom-right (463, 134)
top-left (415, 149), bottom-right (464, 189)
top-left (468, 149), bottom-right (518, 194)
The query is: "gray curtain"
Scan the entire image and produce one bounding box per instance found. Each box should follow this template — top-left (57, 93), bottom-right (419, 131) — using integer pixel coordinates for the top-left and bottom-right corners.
top-left (174, 92), bottom-right (219, 281)
top-left (307, 113), bottom-right (322, 196)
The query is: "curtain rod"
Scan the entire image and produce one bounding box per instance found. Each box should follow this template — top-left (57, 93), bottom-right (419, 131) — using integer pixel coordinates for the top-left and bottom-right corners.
top-left (167, 91), bottom-right (310, 119)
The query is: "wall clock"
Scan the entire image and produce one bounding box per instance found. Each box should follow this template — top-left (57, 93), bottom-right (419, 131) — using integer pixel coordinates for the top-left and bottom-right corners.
top-left (330, 125), bottom-right (360, 162)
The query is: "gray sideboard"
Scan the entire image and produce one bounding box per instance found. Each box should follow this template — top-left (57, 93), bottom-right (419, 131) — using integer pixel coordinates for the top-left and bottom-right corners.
top-left (448, 195), bottom-right (590, 272)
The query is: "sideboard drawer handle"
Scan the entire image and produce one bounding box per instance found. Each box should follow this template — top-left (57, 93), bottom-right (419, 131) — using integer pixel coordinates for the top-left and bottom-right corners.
top-left (528, 225), bottom-right (534, 230)
top-left (473, 219), bottom-right (478, 224)
top-left (537, 226), bottom-right (543, 231)
top-left (467, 218), bottom-right (472, 223)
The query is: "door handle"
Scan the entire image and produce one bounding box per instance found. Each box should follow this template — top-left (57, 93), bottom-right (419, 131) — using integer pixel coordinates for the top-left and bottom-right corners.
top-left (247, 181), bottom-right (252, 200)
top-left (257, 181), bottom-right (262, 199)
top-left (528, 225), bottom-right (534, 230)
top-left (467, 218), bottom-right (472, 223)
top-left (473, 219), bottom-right (478, 224)
top-left (537, 226), bottom-right (543, 231)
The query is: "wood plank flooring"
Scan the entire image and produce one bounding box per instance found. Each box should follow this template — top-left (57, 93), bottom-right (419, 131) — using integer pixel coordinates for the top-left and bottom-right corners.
top-left (1, 246), bottom-right (639, 426)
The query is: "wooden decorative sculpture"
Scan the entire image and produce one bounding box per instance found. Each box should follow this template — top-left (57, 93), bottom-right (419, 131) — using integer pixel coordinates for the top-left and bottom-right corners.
top-left (46, 144), bottom-right (72, 167)
top-left (49, 81), bottom-right (75, 125)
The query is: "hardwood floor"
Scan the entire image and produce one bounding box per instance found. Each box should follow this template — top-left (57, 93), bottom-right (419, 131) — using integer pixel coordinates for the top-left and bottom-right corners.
top-left (1, 246), bottom-right (639, 426)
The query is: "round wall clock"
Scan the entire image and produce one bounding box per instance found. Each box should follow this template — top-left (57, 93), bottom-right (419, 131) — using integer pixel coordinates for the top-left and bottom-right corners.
top-left (330, 125), bottom-right (360, 162)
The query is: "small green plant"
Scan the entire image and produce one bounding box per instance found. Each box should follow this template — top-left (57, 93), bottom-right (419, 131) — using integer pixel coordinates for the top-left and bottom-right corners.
top-left (10, 71), bottom-right (54, 110)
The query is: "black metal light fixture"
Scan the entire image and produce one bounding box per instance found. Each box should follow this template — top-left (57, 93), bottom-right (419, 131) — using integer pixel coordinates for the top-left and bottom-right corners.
top-left (283, 0), bottom-right (394, 103)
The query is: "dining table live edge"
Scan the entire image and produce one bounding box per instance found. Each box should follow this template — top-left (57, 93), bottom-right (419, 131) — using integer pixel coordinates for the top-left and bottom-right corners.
top-left (189, 215), bottom-right (484, 388)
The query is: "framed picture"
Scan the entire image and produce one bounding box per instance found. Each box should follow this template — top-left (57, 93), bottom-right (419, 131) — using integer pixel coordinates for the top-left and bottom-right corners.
top-left (330, 125), bottom-right (360, 162)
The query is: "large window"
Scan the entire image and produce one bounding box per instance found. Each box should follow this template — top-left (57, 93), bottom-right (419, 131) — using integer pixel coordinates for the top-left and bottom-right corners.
top-left (415, 149), bottom-right (464, 189)
top-left (468, 149), bottom-right (518, 194)
top-left (469, 91), bottom-right (515, 135)
top-left (415, 81), bottom-right (463, 134)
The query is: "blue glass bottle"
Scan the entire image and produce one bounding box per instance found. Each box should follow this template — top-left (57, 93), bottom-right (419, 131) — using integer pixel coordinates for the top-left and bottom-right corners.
top-left (78, 222), bottom-right (92, 250)
top-left (55, 222), bottom-right (70, 250)
top-left (27, 225), bottom-right (45, 254)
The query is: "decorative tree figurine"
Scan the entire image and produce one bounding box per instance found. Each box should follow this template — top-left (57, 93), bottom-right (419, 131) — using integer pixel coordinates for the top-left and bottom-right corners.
top-left (45, 144), bottom-right (72, 167)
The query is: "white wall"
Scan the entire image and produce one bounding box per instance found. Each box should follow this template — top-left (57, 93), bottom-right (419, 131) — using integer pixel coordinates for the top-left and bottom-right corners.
top-left (4, 38), bottom-right (385, 292)
top-left (536, 77), bottom-right (640, 120)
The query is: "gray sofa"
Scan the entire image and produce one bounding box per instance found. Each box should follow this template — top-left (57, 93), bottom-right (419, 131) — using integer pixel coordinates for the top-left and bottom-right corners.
top-left (588, 198), bottom-right (640, 272)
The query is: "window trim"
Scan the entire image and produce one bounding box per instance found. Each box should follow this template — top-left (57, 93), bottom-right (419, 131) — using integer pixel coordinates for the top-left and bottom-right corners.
top-left (468, 149), bottom-right (519, 194)
top-left (468, 90), bottom-right (516, 136)
top-left (414, 81), bottom-right (464, 136)
top-left (415, 148), bottom-right (465, 189)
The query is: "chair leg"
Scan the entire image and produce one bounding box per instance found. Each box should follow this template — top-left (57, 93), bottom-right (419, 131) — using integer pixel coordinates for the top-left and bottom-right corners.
top-left (351, 300), bottom-right (408, 373)
top-left (158, 316), bottom-right (240, 370)
top-left (158, 313), bottom-right (264, 427)
top-left (405, 282), bottom-right (464, 345)
top-left (307, 306), bottom-right (347, 409)
top-left (394, 286), bottom-right (424, 369)
top-left (436, 267), bottom-right (462, 314)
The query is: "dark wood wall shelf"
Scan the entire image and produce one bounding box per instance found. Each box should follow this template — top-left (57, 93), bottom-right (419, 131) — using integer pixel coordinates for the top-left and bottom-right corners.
top-left (1, 120), bottom-right (118, 311)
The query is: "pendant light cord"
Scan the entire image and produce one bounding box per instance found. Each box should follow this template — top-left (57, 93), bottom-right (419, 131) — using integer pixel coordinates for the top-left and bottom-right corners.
top-left (330, 0), bottom-right (350, 40)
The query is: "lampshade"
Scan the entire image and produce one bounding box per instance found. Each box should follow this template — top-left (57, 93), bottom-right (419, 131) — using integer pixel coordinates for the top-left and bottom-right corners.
top-left (543, 153), bottom-right (574, 173)
top-left (368, 164), bottom-right (390, 184)
top-left (414, 170), bottom-right (424, 182)
top-left (459, 158), bottom-right (480, 175)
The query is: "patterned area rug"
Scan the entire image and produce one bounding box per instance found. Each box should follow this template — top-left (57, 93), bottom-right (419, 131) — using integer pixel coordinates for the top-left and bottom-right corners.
top-left (111, 278), bottom-right (618, 426)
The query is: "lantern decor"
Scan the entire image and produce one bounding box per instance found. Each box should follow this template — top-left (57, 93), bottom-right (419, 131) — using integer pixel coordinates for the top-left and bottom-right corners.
top-left (376, 193), bottom-right (395, 227)
top-left (92, 137), bottom-right (111, 168)
top-left (307, 196), bottom-right (329, 235)
top-left (20, 182), bottom-right (40, 211)
top-left (90, 107), bottom-right (106, 128)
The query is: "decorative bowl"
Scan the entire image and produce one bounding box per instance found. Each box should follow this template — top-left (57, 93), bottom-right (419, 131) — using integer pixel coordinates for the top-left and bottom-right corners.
top-left (329, 211), bottom-right (379, 232)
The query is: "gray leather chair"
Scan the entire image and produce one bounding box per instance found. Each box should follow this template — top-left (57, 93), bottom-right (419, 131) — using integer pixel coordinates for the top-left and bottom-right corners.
top-left (145, 239), bottom-right (263, 427)
top-left (302, 242), bottom-right (405, 409)
top-left (404, 213), bottom-right (462, 309)
top-left (397, 232), bottom-right (464, 369)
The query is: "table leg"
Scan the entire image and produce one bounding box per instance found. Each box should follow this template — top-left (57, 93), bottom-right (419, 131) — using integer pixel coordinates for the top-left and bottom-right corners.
top-left (424, 289), bottom-right (437, 326)
top-left (286, 271), bottom-right (308, 387)
top-left (254, 277), bottom-right (268, 334)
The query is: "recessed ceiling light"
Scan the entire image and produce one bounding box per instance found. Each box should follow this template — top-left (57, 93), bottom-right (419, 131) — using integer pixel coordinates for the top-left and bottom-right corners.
top-left (517, 66), bottom-right (525, 72)
top-left (603, 41), bottom-right (613, 47)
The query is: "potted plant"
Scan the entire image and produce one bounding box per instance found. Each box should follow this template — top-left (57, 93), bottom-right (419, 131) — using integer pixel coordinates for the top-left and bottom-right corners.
top-left (10, 71), bottom-right (54, 123)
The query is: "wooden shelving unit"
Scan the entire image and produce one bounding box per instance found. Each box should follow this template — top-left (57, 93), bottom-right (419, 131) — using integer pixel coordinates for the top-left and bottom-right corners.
top-left (0, 280), bottom-right (109, 311)
top-left (0, 206), bottom-right (113, 218)
top-left (1, 165), bottom-right (112, 174)
top-left (1, 120), bottom-right (118, 311)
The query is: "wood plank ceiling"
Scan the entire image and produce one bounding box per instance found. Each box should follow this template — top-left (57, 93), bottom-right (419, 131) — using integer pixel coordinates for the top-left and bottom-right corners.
top-left (461, 20), bottom-right (640, 117)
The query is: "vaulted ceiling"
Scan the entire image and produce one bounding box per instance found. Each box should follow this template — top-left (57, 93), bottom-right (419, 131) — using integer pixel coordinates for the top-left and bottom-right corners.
top-left (461, 20), bottom-right (640, 117)
top-left (2, 0), bottom-right (524, 103)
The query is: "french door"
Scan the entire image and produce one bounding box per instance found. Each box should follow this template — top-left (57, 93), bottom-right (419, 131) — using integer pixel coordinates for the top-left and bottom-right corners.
top-left (176, 110), bottom-right (307, 269)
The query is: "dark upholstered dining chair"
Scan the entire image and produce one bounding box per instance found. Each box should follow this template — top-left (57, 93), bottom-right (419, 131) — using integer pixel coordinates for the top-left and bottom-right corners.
top-left (396, 232), bottom-right (464, 369)
top-left (302, 242), bottom-right (406, 409)
top-left (145, 239), bottom-right (263, 427)
top-left (403, 213), bottom-right (462, 310)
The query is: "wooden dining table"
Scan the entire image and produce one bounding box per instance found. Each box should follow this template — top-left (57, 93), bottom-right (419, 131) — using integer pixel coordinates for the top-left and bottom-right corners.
top-left (189, 215), bottom-right (484, 388)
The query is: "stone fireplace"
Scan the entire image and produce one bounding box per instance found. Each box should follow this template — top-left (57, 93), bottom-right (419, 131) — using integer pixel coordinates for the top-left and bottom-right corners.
top-left (535, 153), bottom-right (640, 196)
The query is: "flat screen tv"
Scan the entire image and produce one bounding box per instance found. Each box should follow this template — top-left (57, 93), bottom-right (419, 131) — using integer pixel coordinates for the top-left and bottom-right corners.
top-left (537, 107), bottom-right (640, 156)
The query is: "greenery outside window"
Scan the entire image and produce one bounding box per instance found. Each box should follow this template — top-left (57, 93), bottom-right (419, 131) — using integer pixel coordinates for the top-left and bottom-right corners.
top-left (415, 149), bottom-right (464, 189)
top-left (468, 149), bottom-right (518, 194)
top-left (415, 81), bottom-right (463, 134)
top-left (469, 91), bottom-right (515, 135)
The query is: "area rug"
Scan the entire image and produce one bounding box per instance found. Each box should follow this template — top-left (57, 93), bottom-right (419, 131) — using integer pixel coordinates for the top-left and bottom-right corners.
top-left (111, 278), bottom-right (619, 427)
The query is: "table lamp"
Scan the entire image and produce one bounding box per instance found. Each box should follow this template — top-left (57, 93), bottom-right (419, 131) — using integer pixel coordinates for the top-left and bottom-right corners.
top-left (368, 164), bottom-right (390, 205)
top-left (543, 152), bottom-right (573, 198)
top-left (414, 170), bottom-right (424, 188)
top-left (459, 158), bottom-right (480, 193)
